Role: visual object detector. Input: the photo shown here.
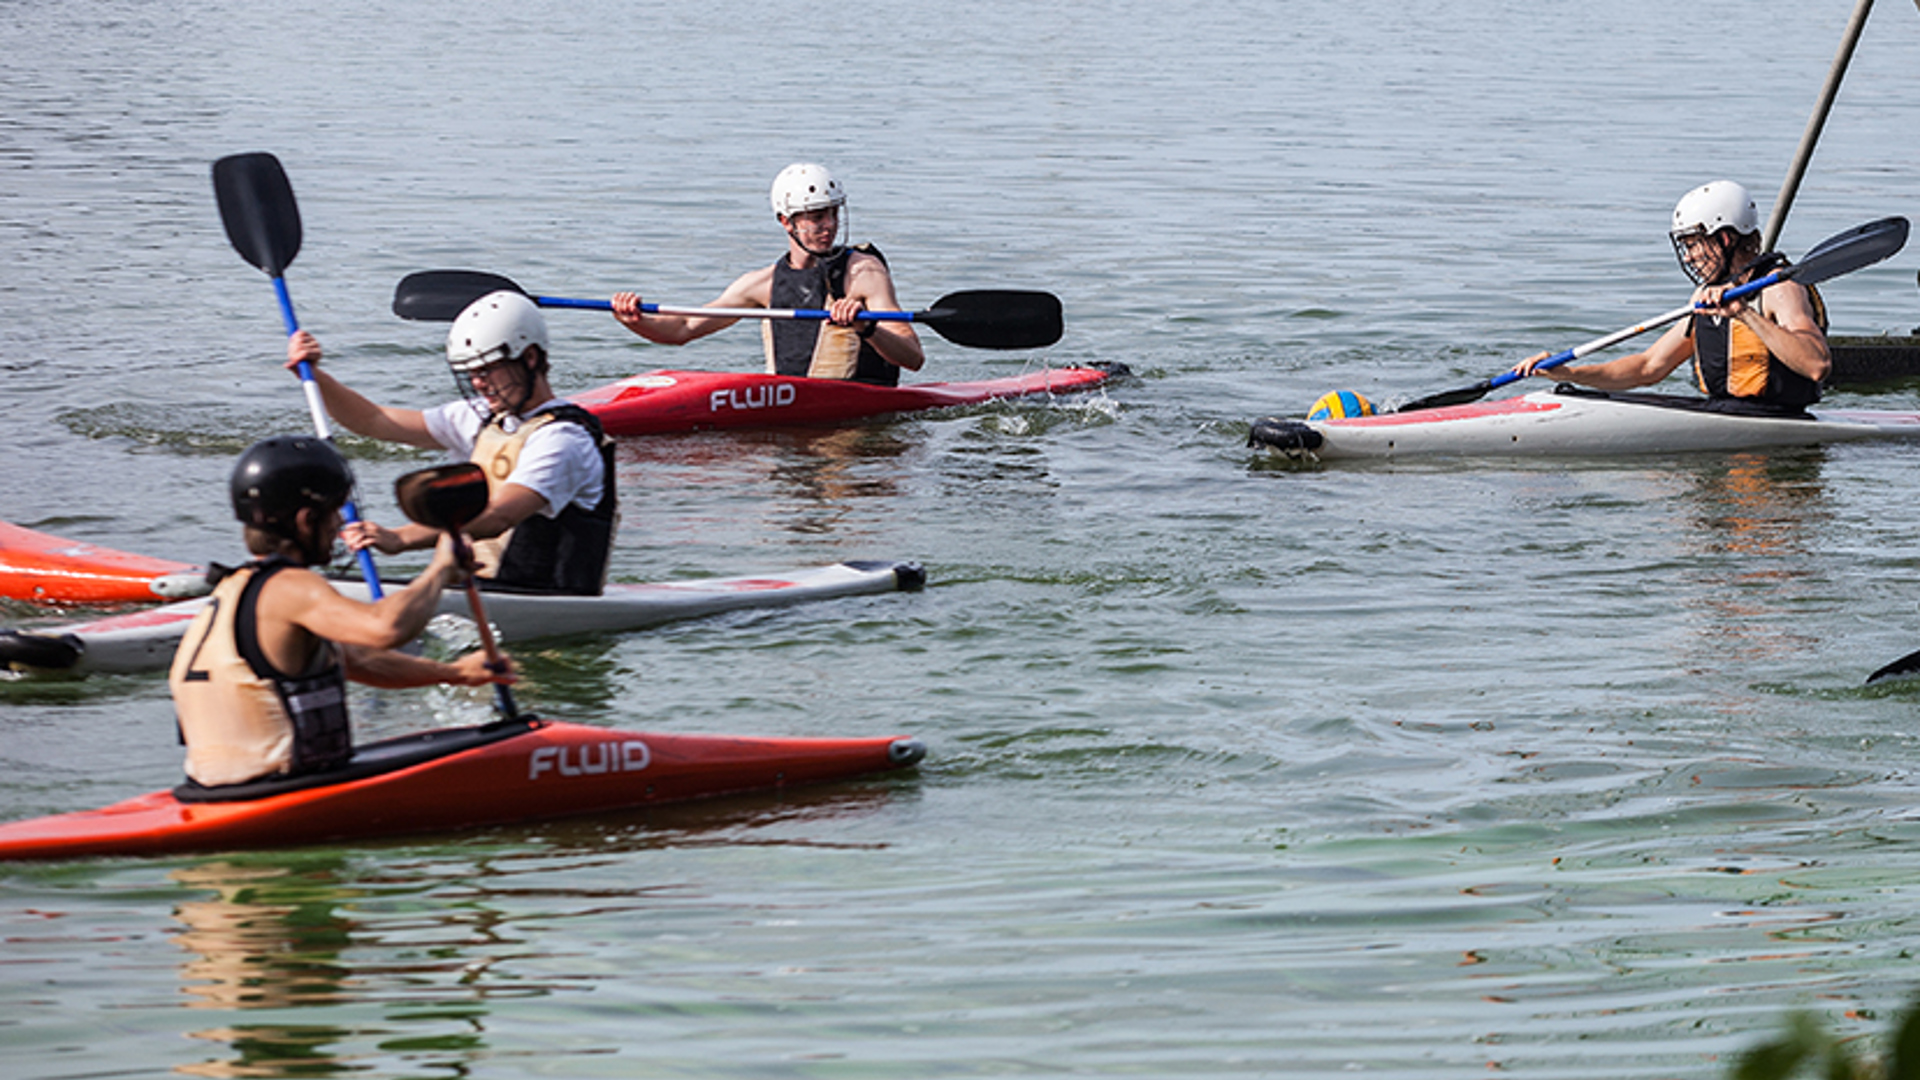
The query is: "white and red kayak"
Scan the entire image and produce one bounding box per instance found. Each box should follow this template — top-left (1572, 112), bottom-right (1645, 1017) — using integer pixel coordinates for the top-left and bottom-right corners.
top-left (0, 560), bottom-right (922, 676)
top-left (0, 521), bottom-right (210, 606)
top-left (573, 364), bottom-right (1124, 436)
top-left (0, 716), bottom-right (925, 861)
top-left (1250, 387), bottom-right (1920, 460)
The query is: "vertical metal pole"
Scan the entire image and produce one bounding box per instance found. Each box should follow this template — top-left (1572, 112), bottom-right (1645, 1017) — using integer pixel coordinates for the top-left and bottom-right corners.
top-left (1764, 0), bottom-right (1876, 252)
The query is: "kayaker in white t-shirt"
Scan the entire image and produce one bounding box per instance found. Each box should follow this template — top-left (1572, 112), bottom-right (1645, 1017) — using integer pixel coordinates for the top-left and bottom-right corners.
top-left (171, 436), bottom-right (511, 789)
top-left (288, 291), bottom-right (620, 595)
top-left (608, 162), bottom-right (926, 385)
top-left (1510, 180), bottom-right (1829, 414)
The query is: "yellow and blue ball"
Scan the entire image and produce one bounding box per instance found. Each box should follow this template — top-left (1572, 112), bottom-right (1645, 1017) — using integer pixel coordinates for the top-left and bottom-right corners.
top-left (1306, 390), bottom-right (1374, 422)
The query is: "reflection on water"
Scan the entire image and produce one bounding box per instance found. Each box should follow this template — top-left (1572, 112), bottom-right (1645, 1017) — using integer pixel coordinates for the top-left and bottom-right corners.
top-left (620, 423), bottom-right (914, 541)
top-left (173, 859), bottom-right (357, 1012)
top-left (156, 783), bottom-right (912, 1076)
top-left (1674, 451), bottom-right (1832, 673)
top-left (764, 427), bottom-right (912, 536)
top-left (1683, 450), bottom-right (1829, 564)
top-left (169, 856), bottom-right (385, 1077)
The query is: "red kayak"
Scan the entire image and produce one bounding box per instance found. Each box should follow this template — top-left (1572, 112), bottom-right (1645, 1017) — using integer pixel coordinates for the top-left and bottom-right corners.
top-left (0, 521), bottom-right (208, 606)
top-left (573, 364), bottom-right (1124, 436)
top-left (0, 717), bottom-right (924, 861)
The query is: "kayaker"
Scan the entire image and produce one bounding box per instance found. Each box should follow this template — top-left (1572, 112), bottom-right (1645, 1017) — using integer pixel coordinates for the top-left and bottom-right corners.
top-left (608, 162), bottom-right (926, 385)
top-left (171, 436), bottom-right (512, 790)
top-left (1512, 180), bottom-right (1830, 413)
top-left (286, 290), bottom-right (619, 595)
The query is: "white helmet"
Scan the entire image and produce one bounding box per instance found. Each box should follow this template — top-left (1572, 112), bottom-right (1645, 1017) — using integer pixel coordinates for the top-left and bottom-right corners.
top-left (770, 163), bottom-right (845, 217)
top-left (1670, 180), bottom-right (1759, 240)
top-left (446, 290), bottom-right (549, 373)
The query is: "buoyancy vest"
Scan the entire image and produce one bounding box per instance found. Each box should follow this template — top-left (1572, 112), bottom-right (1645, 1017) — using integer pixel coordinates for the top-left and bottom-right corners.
top-left (1690, 282), bottom-right (1828, 410)
top-left (762, 244), bottom-right (900, 386)
top-left (169, 559), bottom-right (352, 788)
top-left (469, 403), bottom-right (618, 595)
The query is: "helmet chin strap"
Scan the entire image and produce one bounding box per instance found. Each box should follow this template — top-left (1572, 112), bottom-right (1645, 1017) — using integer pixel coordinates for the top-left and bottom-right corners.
top-left (500, 355), bottom-right (538, 416)
top-left (1705, 233), bottom-right (1741, 286)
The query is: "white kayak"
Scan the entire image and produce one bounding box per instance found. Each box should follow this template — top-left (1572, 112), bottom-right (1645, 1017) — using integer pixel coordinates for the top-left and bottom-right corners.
top-left (1249, 387), bottom-right (1920, 460)
top-left (0, 560), bottom-right (921, 676)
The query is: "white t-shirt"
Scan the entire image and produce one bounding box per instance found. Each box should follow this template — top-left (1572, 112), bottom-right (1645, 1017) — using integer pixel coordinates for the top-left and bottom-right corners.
top-left (422, 399), bottom-right (606, 520)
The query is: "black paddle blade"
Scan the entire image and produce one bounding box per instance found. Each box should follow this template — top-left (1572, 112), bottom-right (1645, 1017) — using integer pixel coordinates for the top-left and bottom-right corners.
top-left (1392, 379), bottom-right (1499, 414)
top-left (393, 269), bottom-right (530, 321)
top-left (1866, 646), bottom-right (1920, 685)
top-left (394, 463), bottom-right (490, 531)
top-left (212, 153), bottom-right (301, 276)
top-left (918, 290), bottom-right (1063, 350)
top-left (1784, 215), bottom-right (1908, 287)
top-left (0, 630), bottom-right (83, 672)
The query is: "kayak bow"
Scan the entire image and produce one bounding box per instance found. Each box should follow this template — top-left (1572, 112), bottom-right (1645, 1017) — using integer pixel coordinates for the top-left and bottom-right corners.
top-left (0, 521), bottom-right (209, 606)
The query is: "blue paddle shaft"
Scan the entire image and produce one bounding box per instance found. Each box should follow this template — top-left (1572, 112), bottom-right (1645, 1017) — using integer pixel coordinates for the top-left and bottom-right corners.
top-left (1488, 271), bottom-right (1785, 392)
top-left (533, 294), bottom-right (909, 321)
top-left (271, 277), bottom-right (385, 599)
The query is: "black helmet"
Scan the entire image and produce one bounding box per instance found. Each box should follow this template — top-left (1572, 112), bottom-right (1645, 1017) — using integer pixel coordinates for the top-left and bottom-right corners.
top-left (230, 436), bottom-right (354, 536)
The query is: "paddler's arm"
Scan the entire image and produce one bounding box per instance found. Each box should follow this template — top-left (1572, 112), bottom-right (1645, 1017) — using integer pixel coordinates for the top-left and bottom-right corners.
top-left (343, 483), bottom-right (548, 555)
top-left (1511, 320), bottom-right (1694, 390)
top-left (341, 642), bottom-right (515, 690)
top-left (609, 266), bottom-right (768, 344)
top-left (832, 252), bottom-right (925, 372)
top-left (285, 331), bottom-right (439, 448)
top-left (1699, 280), bottom-right (1830, 383)
top-left (261, 531), bottom-right (466, 653)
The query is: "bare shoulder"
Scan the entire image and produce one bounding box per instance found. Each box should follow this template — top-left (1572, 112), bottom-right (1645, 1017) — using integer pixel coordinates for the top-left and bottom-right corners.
top-left (1764, 278), bottom-right (1822, 326)
top-left (846, 248), bottom-right (893, 279)
top-left (252, 563), bottom-right (350, 636)
top-left (254, 563), bottom-right (347, 619)
top-left (719, 264), bottom-right (775, 306)
top-left (257, 562), bottom-right (333, 604)
top-left (844, 249), bottom-right (902, 304)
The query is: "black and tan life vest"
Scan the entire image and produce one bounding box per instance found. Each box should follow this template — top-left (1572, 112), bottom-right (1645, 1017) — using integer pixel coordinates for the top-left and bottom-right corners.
top-left (1690, 281), bottom-right (1827, 410)
top-left (763, 244), bottom-right (900, 386)
top-left (468, 403), bottom-right (618, 595)
top-left (169, 560), bottom-right (351, 788)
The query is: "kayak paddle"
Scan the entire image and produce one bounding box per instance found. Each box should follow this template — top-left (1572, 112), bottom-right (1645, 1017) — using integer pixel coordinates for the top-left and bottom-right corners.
top-left (1866, 646), bottom-right (1920, 686)
top-left (393, 463), bottom-right (519, 720)
top-left (391, 268), bottom-right (1064, 350)
top-left (1390, 215), bottom-right (1911, 414)
top-left (212, 152), bottom-right (384, 598)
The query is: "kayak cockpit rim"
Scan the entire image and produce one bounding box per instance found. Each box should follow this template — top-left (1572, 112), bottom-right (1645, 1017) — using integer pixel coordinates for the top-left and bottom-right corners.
top-left (172, 717), bottom-right (544, 803)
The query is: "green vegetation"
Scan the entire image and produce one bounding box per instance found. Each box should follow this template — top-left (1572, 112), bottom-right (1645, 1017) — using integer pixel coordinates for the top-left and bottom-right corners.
top-left (1735, 1003), bottom-right (1920, 1080)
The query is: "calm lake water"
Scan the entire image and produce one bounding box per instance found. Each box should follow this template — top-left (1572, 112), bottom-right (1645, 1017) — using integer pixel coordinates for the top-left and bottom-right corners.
top-left (6, 1), bottom-right (1920, 1076)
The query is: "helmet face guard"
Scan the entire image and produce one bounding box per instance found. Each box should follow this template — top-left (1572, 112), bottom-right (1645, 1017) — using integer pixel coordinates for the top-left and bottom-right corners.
top-left (450, 349), bottom-right (541, 422)
top-left (780, 204), bottom-right (850, 259)
top-left (1671, 228), bottom-right (1733, 286)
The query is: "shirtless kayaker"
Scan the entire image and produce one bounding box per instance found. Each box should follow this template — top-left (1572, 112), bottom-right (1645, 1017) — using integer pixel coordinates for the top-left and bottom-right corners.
top-left (170, 436), bottom-right (512, 790)
top-left (1512, 180), bottom-right (1829, 413)
top-left (288, 290), bottom-right (619, 595)
top-left (609, 162), bottom-right (925, 385)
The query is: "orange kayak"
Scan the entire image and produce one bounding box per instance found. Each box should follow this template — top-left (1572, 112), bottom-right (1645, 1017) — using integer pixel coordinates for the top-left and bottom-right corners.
top-left (0, 521), bottom-right (209, 606)
top-left (0, 718), bottom-right (924, 861)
